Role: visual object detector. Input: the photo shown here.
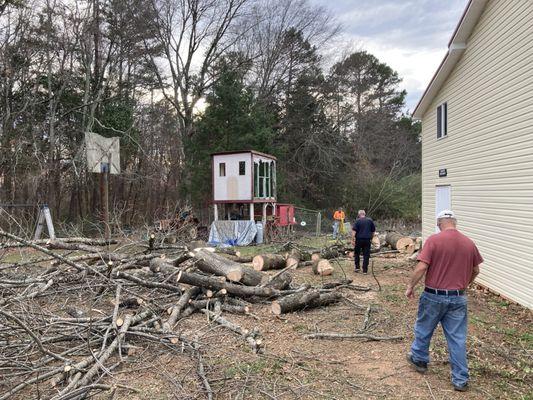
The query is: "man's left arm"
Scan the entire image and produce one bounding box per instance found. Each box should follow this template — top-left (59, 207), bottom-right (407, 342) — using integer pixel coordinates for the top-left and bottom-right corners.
top-left (405, 261), bottom-right (429, 299)
top-left (469, 264), bottom-right (480, 285)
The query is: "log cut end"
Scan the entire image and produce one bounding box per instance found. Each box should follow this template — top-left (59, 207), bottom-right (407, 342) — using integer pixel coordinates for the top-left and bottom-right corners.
top-left (226, 269), bottom-right (244, 282)
top-left (271, 301), bottom-right (282, 316)
top-left (252, 255), bottom-right (264, 271)
top-left (312, 259), bottom-right (333, 276)
top-left (286, 257), bottom-right (299, 269)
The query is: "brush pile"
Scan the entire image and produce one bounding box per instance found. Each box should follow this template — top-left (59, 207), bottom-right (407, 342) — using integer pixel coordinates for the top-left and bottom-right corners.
top-left (0, 231), bottom-right (371, 400)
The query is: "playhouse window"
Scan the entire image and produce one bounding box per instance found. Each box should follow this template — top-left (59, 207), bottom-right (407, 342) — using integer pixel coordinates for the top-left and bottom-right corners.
top-left (253, 160), bottom-right (274, 198)
top-left (239, 161), bottom-right (246, 175)
top-left (219, 163), bottom-right (226, 177)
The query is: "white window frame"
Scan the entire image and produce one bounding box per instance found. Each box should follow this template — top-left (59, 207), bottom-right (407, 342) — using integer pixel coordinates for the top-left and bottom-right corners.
top-left (437, 102), bottom-right (448, 139)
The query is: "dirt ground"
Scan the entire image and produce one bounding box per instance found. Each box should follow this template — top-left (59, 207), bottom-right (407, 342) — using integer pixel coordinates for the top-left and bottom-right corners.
top-left (105, 240), bottom-right (532, 400)
top-left (1, 237), bottom-right (531, 400)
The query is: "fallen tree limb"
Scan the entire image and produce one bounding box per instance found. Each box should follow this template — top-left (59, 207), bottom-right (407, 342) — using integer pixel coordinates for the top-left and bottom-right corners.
top-left (0, 237), bottom-right (117, 249)
top-left (200, 309), bottom-right (262, 353)
top-left (115, 271), bottom-right (182, 293)
top-left (304, 332), bottom-right (403, 341)
top-left (0, 230), bottom-right (84, 271)
top-left (175, 270), bottom-right (276, 298)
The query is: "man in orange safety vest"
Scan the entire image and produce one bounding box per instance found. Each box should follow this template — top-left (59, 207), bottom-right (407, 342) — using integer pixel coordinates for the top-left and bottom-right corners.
top-left (332, 207), bottom-right (345, 239)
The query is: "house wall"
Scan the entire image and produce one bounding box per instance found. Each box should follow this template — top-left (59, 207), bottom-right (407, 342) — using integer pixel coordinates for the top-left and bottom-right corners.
top-left (213, 153), bottom-right (252, 201)
top-left (421, 0), bottom-right (533, 308)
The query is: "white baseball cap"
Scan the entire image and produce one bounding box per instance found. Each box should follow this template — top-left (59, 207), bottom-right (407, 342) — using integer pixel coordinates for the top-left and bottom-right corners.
top-left (437, 209), bottom-right (456, 220)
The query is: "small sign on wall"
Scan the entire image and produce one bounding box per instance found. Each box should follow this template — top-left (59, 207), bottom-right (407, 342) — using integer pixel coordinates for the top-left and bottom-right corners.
top-left (439, 168), bottom-right (447, 177)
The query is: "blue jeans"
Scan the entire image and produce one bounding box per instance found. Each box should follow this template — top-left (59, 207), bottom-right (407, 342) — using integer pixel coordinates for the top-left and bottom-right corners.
top-left (332, 221), bottom-right (339, 238)
top-left (410, 291), bottom-right (469, 387)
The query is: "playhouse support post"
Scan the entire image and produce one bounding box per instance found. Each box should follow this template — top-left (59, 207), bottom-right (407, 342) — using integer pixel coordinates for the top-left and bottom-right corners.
top-left (214, 204), bottom-right (219, 221)
top-left (249, 203), bottom-right (254, 221)
top-left (262, 203), bottom-right (267, 226)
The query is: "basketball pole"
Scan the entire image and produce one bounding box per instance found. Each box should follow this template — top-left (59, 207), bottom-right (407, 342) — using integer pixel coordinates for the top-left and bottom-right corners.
top-left (99, 167), bottom-right (110, 240)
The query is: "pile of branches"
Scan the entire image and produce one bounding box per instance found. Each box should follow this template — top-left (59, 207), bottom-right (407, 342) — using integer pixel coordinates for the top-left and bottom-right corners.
top-left (0, 231), bottom-right (380, 399)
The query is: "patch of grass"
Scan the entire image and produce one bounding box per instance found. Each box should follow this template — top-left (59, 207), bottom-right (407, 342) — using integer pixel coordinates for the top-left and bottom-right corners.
top-left (292, 324), bottom-right (307, 333)
top-left (470, 315), bottom-right (487, 326)
top-left (519, 332), bottom-right (533, 345)
top-left (224, 358), bottom-right (286, 379)
top-left (489, 299), bottom-right (511, 308)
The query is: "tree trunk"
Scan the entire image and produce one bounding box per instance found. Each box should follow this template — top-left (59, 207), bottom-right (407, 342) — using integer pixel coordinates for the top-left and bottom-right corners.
top-left (386, 232), bottom-right (415, 252)
top-left (285, 248), bottom-right (301, 269)
top-left (193, 249), bottom-right (263, 286)
top-left (175, 270), bottom-right (275, 298)
top-left (271, 291), bottom-right (342, 315)
top-left (252, 254), bottom-right (286, 271)
top-left (271, 290), bottom-right (320, 315)
top-left (265, 272), bottom-right (292, 290)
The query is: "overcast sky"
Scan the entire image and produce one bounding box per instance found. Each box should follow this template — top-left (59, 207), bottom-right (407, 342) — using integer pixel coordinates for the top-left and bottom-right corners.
top-left (310, 0), bottom-right (469, 112)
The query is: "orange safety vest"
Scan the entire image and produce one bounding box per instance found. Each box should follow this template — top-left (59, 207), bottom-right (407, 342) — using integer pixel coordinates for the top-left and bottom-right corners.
top-left (333, 211), bottom-right (345, 220)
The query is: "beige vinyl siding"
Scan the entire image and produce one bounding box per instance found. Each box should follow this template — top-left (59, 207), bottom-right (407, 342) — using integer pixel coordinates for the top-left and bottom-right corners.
top-left (421, 0), bottom-right (533, 308)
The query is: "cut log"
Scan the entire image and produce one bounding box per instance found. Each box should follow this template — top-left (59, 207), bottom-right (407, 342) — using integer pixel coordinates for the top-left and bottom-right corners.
top-left (192, 249), bottom-right (262, 286)
top-left (414, 237), bottom-right (422, 251)
top-left (315, 292), bottom-right (343, 307)
top-left (371, 235), bottom-right (380, 250)
top-left (149, 258), bottom-right (178, 275)
top-left (285, 248), bottom-right (301, 269)
top-left (271, 290), bottom-right (320, 315)
top-left (385, 232), bottom-right (415, 252)
top-left (312, 259), bottom-right (333, 276)
top-left (252, 254), bottom-right (286, 271)
top-left (311, 252), bottom-right (321, 262)
top-left (265, 272), bottom-right (292, 290)
top-left (189, 300), bottom-right (250, 315)
top-left (271, 291), bottom-right (342, 315)
top-left (215, 247), bottom-right (241, 257)
top-left (175, 270), bottom-right (276, 298)
top-left (219, 254), bottom-right (253, 263)
top-left (405, 243), bottom-right (416, 255)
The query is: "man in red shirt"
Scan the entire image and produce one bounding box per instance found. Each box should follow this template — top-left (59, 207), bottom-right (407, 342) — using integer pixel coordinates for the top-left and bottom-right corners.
top-left (405, 210), bottom-right (483, 392)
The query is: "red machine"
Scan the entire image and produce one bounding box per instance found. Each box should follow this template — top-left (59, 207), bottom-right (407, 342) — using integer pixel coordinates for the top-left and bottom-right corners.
top-left (275, 204), bottom-right (296, 226)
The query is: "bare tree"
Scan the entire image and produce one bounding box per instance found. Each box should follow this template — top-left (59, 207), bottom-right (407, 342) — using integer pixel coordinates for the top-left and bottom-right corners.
top-left (240, 0), bottom-right (339, 103)
top-left (142, 0), bottom-right (250, 142)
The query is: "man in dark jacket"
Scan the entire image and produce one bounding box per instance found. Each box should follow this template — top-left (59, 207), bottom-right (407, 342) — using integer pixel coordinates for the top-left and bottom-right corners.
top-left (352, 210), bottom-right (375, 274)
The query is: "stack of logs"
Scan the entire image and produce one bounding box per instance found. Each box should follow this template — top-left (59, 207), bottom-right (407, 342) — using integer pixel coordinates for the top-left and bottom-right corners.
top-left (0, 231), bottom-right (372, 400)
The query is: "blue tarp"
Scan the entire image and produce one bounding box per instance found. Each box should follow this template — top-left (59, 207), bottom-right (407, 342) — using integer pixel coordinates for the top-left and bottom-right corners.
top-left (208, 220), bottom-right (258, 247)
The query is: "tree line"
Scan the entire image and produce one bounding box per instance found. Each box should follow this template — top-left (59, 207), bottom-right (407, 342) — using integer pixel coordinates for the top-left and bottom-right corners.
top-left (0, 0), bottom-right (420, 232)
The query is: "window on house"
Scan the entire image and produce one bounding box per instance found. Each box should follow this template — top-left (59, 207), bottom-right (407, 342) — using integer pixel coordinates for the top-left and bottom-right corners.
top-left (239, 161), bottom-right (246, 176)
top-left (437, 102), bottom-right (448, 139)
top-left (219, 163), bottom-right (226, 177)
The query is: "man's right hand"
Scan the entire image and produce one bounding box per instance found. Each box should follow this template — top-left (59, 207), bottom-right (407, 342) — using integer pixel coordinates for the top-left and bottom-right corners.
top-left (405, 286), bottom-right (415, 299)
